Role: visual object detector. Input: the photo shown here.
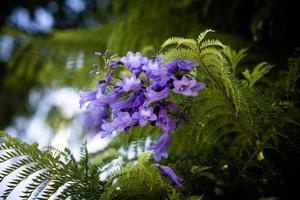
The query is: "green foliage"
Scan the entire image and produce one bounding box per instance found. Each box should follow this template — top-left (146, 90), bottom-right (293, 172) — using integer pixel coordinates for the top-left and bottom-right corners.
top-left (242, 62), bottom-right (274, 87)
top-left (1, 30), bottom-right (299, 199)
top-left (162, 30), bottom-right (251, 114)
top-left (160, 30), bottom-right (285, 199)
top-left (223, 46), bottom-right (248, 73)
top-left (102, 151), bottom-right (180, 200)
top-left (0, 131), bottom-right (106, 199)
top-left (162, 37), bottom-right (198, 51)
top-left (0, 131), bottom-right (181, 200)
top-left (2, 27), bottom-right (110, 89)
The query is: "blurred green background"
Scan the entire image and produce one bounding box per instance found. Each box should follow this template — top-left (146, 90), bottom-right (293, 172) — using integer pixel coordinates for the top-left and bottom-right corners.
top-left (0, 0), bottom-right (299, 150)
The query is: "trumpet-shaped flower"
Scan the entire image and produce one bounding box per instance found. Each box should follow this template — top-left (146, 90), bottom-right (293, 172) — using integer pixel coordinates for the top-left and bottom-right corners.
top-left (143, 86), bottom-right (170, 107)
top-left (157, 165), bottom-right (183, 186)
top-left (117, 74), bottom-right (141, 92)
top-left (120, 52), bottom-right (148, 70)
top-left (133, 107), bottom-right (157, 127)
top-left (164, 59), bottom-right (198, 72)
top-left (81, 51), bottom-right (206, 163)
top-left (173, 76), bottom-right (205, 96)
top-left (149, 132), bottom-right (171, 161)
top-left (100, 112), bottom-right (133, 137)
top-left (155, 106), bottom-right (176, 133)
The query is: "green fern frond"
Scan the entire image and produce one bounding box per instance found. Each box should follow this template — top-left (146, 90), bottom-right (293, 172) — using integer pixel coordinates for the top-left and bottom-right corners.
top-left (161, 37), bottom-right (198, 50)
top-left (161, 31), bottom-right (274, 166)
top-left (223, 46), bottom-right (248, 72)
top-left (197, 29), bottom-right (215, 44)
top-left (0, 131), bottom-right (106, 199)
top-left (104, 125), bottom-right (157, 156)
top-left (163, 47), bottom-right (199, 63)
top-left (171, 88), bottom-right (252, 158)
top-left (199, 39), bottom-right (225, 50)
top-left (102, 151), bottom-right (179, 200)
top-left (242, 62), bottom-right (274, 87)
top-left (200, 47), bottom-right (224, 61)
top-left (161, 30), bottom-right (259, 115)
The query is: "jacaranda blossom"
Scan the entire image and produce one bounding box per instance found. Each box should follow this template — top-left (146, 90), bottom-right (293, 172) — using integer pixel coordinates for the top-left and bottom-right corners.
top-left (173, 76), bottom-right (205, 96)
top-left (99, 73), bottom-right (113, 93)
top-left (80, 51), bottom-right (206, 185)
top-left (109, 60), bottom-right (122, 69)
top-left (96, 91), bottom-right (120, 105)
top-left (155, 106), bottom-right (176, 133)
top-left (117, 74), bottom-right (142, 92)
top-left (165, 59), bottom-right (198, 72)
top-left (143, 56), bottom-right (172, 87)
top-left (80, 52), bottom-right (205, 142)
top-left (83, 105), bottom-right (106, 133)
top-left (157, 165), bottom-right (183, 186)
top-left (149, 132), bottom-right (171, 161)
top-left (143, 86), bottom-right (170, 107)
top-left (79, 87), bottom-right (101, 109)
top-left (133, 107), bottom-right (157, 127)
top-left (100, 112), bottom-right (133, 137)
top-left (120, 52), bottom-right (148, 70)
top-left (111, 94), bottom-right (137, 112)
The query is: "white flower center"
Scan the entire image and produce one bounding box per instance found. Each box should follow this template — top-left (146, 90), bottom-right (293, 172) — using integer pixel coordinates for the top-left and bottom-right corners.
top-left (141, 109), bottom-right (151, 118)
top-left (149, 62), bottom-right (159, 71)
top-left (96, 90), bottom-right (103, 99)
top-left (179, 85), bottom-right (187, 91)
top-left (125, 76), bottom-right (136, 85)
top-left (130, 56), bottom-right (140, 68)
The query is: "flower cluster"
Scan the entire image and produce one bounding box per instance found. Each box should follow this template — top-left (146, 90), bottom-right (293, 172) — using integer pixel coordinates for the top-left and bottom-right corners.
top-left (80, 51), bottom-right (205, 185)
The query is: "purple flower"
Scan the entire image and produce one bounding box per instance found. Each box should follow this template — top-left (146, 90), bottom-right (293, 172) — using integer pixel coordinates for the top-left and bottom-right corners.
top-left (155, 106), bottom-right (176, 133)
top-left (100, 112), bottom-right (133, 137)
top-left (81, 51), bottom-right (207, 170)
top-left (143, 86), bottom-right (170, 107)
top-left (83, 105), bottom-right (106, 133)
top-left (105, 73), bottom-right (113, 83)
top-left (117, 74), bottom-right (142, 92)
top-left (131, 93), bottom-right (145, 110)
top-left (80, 83), bottom-right (120, 109)
top-left (133, 107), bottom-right (157, 127)
top-left (112, 92), bottom-right (145, 114)
top-left (96, 91), bottom-right (120, 105)
top-left (79, 87), bottom-right (101, 108)
top-left (149, 132), bottom-right (171, 161)
top-left (173, 76), bottom-right (205, 96)
top-left (109, 60), bottom-right (122, 69)
top-left (120, 52), bottom-right (148, 70)
top-left (112, 95), bottom-right (136, 112)
top-left (150, 73), bottom-right (171, 87)
top-left (164, 59), bottom-right (198, 72)
top-left (99, 73), bottom-right (113, 93)
top-left (157, 165), bottom-right (183, 186)
top-left (143, 56), bottom-right (171, 86)
top-left (142, 56), bottom-right (162, 77)
top-left (90, 69), bottom-right (100, 75)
